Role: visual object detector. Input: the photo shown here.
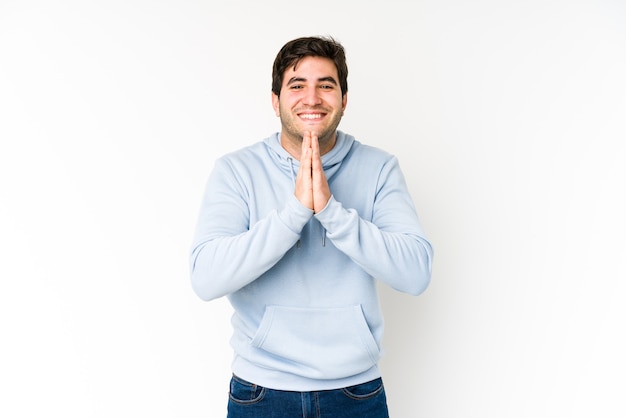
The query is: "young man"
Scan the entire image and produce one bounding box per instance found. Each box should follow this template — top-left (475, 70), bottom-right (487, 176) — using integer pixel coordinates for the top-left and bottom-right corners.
top-left (190, 36), bottom-right (433, 417)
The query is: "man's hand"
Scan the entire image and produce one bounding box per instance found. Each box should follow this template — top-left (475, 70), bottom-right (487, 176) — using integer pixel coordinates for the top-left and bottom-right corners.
top-left (295, 131), bottom-right (331, 213)
top-left (294, 132), bottom-right (314, 210)
top-left (310, 131), bottom-right (331, 213)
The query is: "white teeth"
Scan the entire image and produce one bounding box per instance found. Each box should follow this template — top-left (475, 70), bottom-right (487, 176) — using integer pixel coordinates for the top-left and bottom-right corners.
top-left (301, 114), bottom-right (322, 120)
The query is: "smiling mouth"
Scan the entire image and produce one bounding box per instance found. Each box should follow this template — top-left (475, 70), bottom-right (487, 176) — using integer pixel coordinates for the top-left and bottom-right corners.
top-left (299, 113), bottom-right (324, 121)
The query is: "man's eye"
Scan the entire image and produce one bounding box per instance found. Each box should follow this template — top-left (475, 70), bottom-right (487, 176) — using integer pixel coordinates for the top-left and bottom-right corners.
top-left (290, 85), bottom-right (303, 90)
top-left (320, 85), bottom-right (334, 89)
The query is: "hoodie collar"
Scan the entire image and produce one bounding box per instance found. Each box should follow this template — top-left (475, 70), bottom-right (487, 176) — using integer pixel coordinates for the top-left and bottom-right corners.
top-left (264, 130), bottom-right (355, 181)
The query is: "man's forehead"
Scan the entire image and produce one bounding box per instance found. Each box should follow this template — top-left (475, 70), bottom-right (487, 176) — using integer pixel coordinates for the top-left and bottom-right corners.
top-left (283, 57), bottom-right (338, 80)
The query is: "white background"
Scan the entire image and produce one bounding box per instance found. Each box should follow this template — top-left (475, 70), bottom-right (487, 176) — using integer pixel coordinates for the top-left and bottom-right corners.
top-left (1, 0), bottom-right (625, 417)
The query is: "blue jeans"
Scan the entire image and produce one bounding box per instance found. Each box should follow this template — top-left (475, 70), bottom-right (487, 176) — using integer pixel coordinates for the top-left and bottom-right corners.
top-left (227, 375), bottom-right (390, 418)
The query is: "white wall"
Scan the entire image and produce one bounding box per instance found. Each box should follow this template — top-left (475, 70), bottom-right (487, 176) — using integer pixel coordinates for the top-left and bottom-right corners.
top-left (1, 1), bottom-right (624, 417)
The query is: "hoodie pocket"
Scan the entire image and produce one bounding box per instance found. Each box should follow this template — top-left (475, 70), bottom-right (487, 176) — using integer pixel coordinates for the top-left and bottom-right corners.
top-left (250, 305), bottom-right (380, 380)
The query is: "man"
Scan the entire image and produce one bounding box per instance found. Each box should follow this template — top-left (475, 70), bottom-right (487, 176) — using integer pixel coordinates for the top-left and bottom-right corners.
top-left (190, 36), bottom-right (433, 417)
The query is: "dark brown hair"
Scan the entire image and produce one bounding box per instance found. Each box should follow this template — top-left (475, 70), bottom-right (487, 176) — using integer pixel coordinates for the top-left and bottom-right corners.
top-left (271, 36), bottom-right (348, 97)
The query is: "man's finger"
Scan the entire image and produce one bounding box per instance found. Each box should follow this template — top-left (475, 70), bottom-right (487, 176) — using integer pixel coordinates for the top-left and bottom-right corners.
top-left (310, 133), bottom-right (331, 213)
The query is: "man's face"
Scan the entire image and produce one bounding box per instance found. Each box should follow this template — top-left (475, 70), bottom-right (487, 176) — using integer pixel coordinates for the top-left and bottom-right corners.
top-left (272, 56), bottom-right (347, 154)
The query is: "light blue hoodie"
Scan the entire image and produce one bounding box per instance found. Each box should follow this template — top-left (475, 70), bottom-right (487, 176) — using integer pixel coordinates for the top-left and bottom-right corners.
top-left (190, 131), bottom-right (433, 391)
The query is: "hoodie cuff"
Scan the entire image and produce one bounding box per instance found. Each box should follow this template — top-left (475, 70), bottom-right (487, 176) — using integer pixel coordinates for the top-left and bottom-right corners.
top-left (278, 195), bottom-right (314, 234)
top-left (314, 195), bottom-right (353, 235)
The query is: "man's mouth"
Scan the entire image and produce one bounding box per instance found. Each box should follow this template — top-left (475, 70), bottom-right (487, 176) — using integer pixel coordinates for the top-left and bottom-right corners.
top-left (299, 113), bottom-right (324, 120)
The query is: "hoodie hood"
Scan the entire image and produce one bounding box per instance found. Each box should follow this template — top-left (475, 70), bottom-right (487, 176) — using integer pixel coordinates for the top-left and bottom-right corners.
top-left (264, 130), bottom-right (355, 182)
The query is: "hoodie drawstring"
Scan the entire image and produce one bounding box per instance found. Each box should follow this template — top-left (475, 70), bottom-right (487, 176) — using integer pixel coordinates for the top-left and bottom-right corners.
top-left (288, 157), bottom-right (297, 185)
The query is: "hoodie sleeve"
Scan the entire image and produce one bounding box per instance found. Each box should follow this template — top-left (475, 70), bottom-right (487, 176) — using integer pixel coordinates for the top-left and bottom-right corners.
top-left (189, 158), bottom-right (312, 301)
top-left (314, 156), bottom-right (433, 296)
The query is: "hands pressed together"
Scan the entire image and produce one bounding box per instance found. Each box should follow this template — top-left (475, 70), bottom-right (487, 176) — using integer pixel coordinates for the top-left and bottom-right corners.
top-left (294, 131), bottom-right (331, 214)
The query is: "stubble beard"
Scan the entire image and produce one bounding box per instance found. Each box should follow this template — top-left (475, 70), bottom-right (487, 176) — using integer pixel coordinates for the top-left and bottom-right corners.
top-left (280, 108), bottom-right (343, 152)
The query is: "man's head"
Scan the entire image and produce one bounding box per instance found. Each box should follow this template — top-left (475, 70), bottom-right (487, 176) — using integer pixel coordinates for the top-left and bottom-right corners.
top-left (272, 36), bottom-right (348, 98)
top-left (271, 36), bottom-right (349, 155)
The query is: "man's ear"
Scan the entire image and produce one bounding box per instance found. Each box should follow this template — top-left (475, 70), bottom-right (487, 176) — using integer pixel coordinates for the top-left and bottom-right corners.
top-left (272, 92), bottom-right (280, 117)
top-left (342, 93), bottom-right (348, 116)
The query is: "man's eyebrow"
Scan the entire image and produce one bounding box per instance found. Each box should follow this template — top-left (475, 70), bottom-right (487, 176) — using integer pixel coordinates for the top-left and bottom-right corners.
top-left (286, 77), bottom-right (307, 85)
top-left (286, 76), bottom-right (338, 85)
top-left (318, 76), bottom-right (338, 85)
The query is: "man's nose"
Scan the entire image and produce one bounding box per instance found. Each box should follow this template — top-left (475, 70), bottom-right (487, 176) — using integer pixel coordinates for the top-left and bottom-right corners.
top-left (302, 88), bottom-right (322, 106)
